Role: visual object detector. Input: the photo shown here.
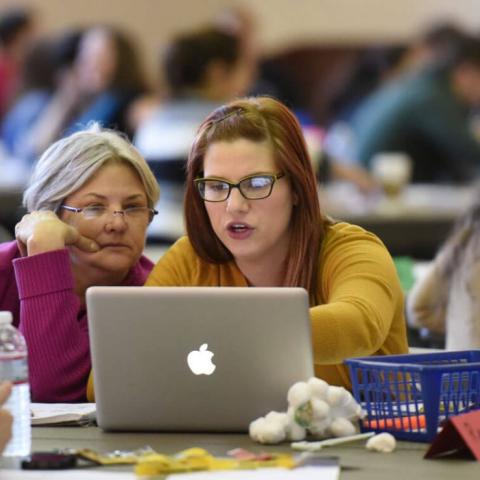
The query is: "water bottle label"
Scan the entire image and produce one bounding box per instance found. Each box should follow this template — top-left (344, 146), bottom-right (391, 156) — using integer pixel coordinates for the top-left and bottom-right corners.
top-left (0, 357), bottom-right (28, 383)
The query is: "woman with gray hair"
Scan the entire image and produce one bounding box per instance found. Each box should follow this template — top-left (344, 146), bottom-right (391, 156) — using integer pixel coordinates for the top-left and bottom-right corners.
top-left (0, 125), bottom-right (159, 402)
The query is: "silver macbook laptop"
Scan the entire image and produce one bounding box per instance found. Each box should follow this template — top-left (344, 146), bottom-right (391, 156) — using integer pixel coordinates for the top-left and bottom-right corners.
top-left (86, 286), bottom-right (314, 432)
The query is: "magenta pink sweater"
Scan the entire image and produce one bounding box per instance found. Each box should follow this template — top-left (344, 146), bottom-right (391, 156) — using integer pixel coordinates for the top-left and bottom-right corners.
top-left (0, 241), bottom-right (153, 402)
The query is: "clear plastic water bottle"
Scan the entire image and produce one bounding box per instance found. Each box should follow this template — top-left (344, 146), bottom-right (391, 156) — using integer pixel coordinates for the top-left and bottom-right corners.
top-left (0, 311), bottom-right (31, 457)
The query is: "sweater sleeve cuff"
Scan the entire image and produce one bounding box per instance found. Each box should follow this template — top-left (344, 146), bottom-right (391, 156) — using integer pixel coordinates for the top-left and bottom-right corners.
top-left (13, 249), bottom-right (75, 299)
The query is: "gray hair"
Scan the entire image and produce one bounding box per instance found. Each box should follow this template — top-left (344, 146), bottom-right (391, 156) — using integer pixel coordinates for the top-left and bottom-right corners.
top-left (23, 124), bottom-right (160, 212)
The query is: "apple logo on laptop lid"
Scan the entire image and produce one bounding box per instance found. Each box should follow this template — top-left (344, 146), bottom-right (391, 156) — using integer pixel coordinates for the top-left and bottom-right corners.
top-left (187, 343), bottom-right (216, 375)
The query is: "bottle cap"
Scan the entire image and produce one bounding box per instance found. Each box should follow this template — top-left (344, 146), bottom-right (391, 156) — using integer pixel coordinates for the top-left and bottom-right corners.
top-left (0, 311), bottom-right (13, 325)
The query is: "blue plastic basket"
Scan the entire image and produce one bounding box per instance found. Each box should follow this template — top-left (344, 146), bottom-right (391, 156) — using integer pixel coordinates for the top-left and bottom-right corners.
top-left (345, 350), bottom-right (480, 442)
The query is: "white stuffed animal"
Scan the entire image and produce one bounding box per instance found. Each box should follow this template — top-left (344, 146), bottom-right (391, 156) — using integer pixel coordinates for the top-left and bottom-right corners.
top-left (249, 377), bottom-right (365, 444)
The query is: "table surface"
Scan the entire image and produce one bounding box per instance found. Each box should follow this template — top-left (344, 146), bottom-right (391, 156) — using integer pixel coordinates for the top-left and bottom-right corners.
top-left (321, 183), bottom-right (476, 220)
top-left (24, 426), bottom-right (479, 479)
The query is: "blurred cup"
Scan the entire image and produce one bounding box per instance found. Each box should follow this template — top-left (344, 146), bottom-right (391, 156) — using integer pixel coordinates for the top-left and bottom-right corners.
top-left (371, 152), bottom-right (412, 197)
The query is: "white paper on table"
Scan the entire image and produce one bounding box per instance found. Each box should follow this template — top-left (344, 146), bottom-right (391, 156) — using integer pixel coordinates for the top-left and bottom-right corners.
top-left (0, 471), bottom-right (135, 480)
top-left (167, 466), bottom-right (340, 480)
top-left (30, 403), bottom-right (96, 426)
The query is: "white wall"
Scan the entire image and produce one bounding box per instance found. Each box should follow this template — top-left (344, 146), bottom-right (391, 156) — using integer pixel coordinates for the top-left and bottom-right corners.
top-left (246, 0), bottom-right (480, 49)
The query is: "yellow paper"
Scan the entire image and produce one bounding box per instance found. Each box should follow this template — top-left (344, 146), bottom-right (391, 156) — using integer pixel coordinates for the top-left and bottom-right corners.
top-left (135, 448), bottom-right (296, 476)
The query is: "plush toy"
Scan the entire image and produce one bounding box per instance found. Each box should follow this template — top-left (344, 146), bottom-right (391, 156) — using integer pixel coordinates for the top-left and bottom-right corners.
top-left (249, 377), bottom-right (366, 444)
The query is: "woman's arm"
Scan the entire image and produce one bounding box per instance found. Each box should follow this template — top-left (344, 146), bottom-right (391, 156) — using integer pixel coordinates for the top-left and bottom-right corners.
top-left (406, 262), bottom-right (447, 334)
top-left (406, 225), bottom-right (471, 335)
top-left (14, 249), bottom-right (92, 402)
top-left (13, 212), bottom-right (99, 402)
top-left (309, 226), bottom-right (407, 365)
top-left (23, 71), bottom-right (84, 158)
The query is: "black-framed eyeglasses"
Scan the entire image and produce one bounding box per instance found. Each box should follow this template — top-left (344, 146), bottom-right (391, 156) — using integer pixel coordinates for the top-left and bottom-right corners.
top-left (59, 205), bottom-right (158, 223)
top-left (194, 173), bottom-right (285, 202)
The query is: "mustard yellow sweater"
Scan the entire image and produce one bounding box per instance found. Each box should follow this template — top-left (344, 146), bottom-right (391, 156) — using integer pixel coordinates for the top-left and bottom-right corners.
top-left (144, 221), bottom-right (408, 389)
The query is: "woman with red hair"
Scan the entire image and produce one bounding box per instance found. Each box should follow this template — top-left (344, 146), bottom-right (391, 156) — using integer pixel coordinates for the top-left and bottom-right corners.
top-left (146, 96), bottom-right (408, 388)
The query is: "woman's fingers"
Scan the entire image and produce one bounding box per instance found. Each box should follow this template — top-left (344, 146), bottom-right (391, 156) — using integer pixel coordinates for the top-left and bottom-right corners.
top-left (72, 233), bottom-right (100, 253)
top-left (61, 224), bottom-right (99, 252)
top-left (15, 211), bottom-right (67, 249)
top-left (16, 238), bottom-right (28, 257)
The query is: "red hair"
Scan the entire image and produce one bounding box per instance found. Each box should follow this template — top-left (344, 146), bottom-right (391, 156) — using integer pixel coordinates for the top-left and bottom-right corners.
top-left (184, 96), bottom-right (325, 296)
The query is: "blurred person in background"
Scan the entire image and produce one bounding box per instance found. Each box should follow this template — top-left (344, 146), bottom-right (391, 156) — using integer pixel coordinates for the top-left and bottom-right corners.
top-left (211, 8), bottom-right (377, 194)
top-left (25, 25), bottom-right (147, 159)
top-left (1, 29), bottom-right (83, 167)
top-left (404, 21), bottom-right (466, 72)
top-left (350, 31), bottom-right (480, 183)
top-left (329, 21), bottom-right (465, 126)
top-left (407, 192), bottom-right (480, 349)
top-left (326, 45), bottom-right (408, 126)
top-left (134, 26), bottom-right (252, 164)
top-left (134, 26), bottom-right (253, 242)
top-left (213, 5), bottom-right (260, 97)
top-left (0, 7), bottom-right (36, 118)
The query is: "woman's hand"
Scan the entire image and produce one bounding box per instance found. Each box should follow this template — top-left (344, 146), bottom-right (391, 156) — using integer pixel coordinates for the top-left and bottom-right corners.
top-left (15, 211), bottom-right (100, 257)
top-left (0, 382), bottom-right (13, 454)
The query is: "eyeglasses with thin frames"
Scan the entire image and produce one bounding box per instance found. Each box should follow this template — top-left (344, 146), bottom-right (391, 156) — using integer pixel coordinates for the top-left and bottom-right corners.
top-left (59, 205), bottom-right (158, 223)
top-left (194, 173), bottom-right (285, 202)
